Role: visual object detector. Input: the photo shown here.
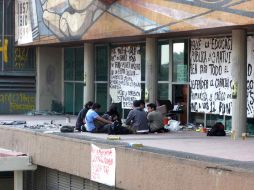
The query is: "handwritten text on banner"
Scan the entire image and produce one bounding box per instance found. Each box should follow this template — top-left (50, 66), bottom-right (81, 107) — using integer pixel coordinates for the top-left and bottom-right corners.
top-left (110, 46), bottom-right (141, 109)
top-left (15, 0), bottom-right (33, 44)
top-left (190, 37), bottom-right (233, 115)
top-left (91, 144), bottom-right (116, 186)
top-left (247, 36), bottom-right (254, 117)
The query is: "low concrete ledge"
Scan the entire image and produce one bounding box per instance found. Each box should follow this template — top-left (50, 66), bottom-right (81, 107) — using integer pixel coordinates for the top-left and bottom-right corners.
top-left (0, 126), bottom-right (254, 190)
top-left (0, 156), bottom-right (37, 171)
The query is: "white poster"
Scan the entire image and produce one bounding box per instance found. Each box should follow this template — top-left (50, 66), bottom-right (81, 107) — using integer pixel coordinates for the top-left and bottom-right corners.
top-left (91, 144), bottom-right (116, 186)
top-left (110, 46), bottom-right (141, 109)
top-left (15, 0), bottom-right (33, 44)
top-left (247, 36), bottom-right (254, 118)
top-left (190, 37), bottom-right (233, 115)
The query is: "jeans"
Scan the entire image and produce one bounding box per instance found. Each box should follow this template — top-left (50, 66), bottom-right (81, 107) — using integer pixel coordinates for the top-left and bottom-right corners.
top-left (90, 124), bottom-right (111, 133)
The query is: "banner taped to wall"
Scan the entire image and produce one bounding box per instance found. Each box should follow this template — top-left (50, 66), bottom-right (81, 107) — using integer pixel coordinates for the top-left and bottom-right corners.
top-left (91, 144), bottom-right (116, 186)
top-left (190, 37), bottom-right (233, 115)
top-left (15, 0), bottom-right (33, 44)
top-left (110, 46), bottom-right (141, 109)
top-left (190, 36), bottom-right (254, 118)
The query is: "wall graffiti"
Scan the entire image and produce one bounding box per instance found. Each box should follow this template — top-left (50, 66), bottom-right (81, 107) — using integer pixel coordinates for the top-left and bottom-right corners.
top-left (14, 47), bottom-right (29, 69)
top-left (0, 92), bottom-right (35, 114)
top-left (15, 0), bottom-right (254, 45)
top-left (0, 39), bottom-right (8, 63)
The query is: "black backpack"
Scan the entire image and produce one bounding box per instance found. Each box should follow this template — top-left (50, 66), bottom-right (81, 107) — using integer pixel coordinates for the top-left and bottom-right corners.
top-left (60, 125), bottom-right (75, 133)
top-left (207, 122), bottom-right (226, 136)
top-left (108, 121), bottom-right (131, 135)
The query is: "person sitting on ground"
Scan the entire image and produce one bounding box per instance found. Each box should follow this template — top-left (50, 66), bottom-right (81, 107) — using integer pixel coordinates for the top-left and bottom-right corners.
top-left (147, 103), bottom-right (166, 133)
top-left (85, 103), bottom-right (113, 133)
top-left (75, 101), bottom-right (93, 132)
top-left (124, 100), bottom-right (149, 134)
top-left (102, 103), bottom-right (121, 124)
top-left (103, 104), bottom-right (133, 134)
top-left (139, 99), bottom-right (145, 111)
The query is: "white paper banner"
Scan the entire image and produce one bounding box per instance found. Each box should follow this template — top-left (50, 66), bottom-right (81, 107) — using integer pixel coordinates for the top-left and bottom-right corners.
top-left (190, 37), bottom-right (233, 115)
top-left (110, 46), bottom-right (141, 109)
top-left (91, 144), bottom-right (116, 186)
top-left (15, 0), bottom-right (33, 44)
top-left (247, 36), bottom-right (254, 118)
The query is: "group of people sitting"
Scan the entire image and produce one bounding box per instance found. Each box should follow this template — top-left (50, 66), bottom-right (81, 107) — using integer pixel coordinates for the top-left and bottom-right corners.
top-left (75, 100), bottom-right (167, 134)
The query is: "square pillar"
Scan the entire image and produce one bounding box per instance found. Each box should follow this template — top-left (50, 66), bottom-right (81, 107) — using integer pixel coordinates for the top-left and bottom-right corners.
top-left (14, 171), bottom-right (23, 190)
top-left (145, 38), bottom-right (157, 103)
top-left (231, 29), bottom-right (247, 138)
top-left (84, 43), bottom-right (95, 103)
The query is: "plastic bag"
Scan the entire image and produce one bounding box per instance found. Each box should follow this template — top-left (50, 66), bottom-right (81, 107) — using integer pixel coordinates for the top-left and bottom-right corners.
top-left (164, 120), bottom-right (180, 131)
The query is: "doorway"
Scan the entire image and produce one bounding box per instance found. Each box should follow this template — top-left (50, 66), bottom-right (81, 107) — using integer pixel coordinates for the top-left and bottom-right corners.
top-left (157, 39), bottom-right (189, 124)
top-left (64, 47), bottom-right (84, 114)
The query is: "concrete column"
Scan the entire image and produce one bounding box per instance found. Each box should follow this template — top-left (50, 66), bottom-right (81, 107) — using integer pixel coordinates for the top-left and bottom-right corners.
top-left (14, 171), bottom-right (23, 190)
top-left (168, 40), bottom-right (173, 102)
top-left (232, 29), bottom-right (247, 138)
top-left (145, 38), bottom-right (157, 103)
top-left (36, 47), bottom-right (63, 111)
top-left (84, 43), bottom-right (94, 103)
top-left (35, 47), bottom-right (40, 110)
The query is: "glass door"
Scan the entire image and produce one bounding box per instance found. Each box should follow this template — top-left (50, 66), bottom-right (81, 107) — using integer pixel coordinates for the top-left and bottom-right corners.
top-left (157, 39), bottom-right (189, 124)
top-left (172, 40), bottom-right (189, 124)
top-left (64, 47), bottom-right (84, 115)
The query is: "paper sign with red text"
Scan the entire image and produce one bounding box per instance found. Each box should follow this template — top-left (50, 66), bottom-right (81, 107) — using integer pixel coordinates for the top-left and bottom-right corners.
top-left (91, 144), bottom-right (116, 186)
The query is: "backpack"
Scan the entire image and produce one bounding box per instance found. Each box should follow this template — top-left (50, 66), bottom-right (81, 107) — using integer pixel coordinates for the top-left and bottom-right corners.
top-left (60, 125), bottom-right (75, 133)
top-left (207, 122), bottom-right (226, 136)
top-left (108, 121), bottom-right (131, 135)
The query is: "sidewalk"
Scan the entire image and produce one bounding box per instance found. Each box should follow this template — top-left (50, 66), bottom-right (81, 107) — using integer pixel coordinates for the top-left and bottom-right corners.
top-left (0, 114), bottom-right (253, 168)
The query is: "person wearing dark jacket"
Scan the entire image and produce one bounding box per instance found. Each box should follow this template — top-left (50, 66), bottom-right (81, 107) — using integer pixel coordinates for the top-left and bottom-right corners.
top-left (102, 103), bottom-right (121, 124)
top-left (125, 100), bottom-right (149, 133)
top-left (75, 101), bottom-right (93, 132)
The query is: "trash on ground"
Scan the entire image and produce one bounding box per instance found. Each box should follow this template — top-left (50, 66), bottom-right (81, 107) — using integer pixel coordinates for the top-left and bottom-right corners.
top-left (107, 136), bottom-right (121, 140)
top-left (164, 120), bottom-right (181, 131)
top-left (128, 143), bottom-right (143, 148)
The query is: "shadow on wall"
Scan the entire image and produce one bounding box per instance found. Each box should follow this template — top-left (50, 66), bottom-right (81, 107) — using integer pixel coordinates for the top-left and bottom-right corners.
top-left (51, 100), bottom-right (63, 113)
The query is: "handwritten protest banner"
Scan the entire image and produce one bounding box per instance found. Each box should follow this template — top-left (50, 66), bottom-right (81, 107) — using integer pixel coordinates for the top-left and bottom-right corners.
top-left (110, 46), bottom-right (141, 109)
top-left (247, 36), bottom-right (254, 117)
top-left (190, 37), bottom-right (233, 115)
top-left (190, 36), bottom-right (254, 118)
top-left (91, 144), bottom-right (116, 186)
top-left (15, 0), bottom-right (33, 44)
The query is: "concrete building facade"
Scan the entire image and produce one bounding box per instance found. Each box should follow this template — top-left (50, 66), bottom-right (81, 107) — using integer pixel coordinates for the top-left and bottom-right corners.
top-left (1, 1), bottom-right (253, 188)
top-left (16, 0), bottom-right (254, 135)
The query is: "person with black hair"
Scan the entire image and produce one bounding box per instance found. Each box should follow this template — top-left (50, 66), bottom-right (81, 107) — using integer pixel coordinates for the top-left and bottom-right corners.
top-left (125, 100), bottom-right (149, 133)
top-left (85, 103), bottom-right (113, 133)
top-left (147, 103), bottom-right (165, 133)
top-left (75, 101), bottom-right (93, 132)
top-left (139, 99), bottom-right (145, 111)
top-left (102, 103), bottom-right (121, 123)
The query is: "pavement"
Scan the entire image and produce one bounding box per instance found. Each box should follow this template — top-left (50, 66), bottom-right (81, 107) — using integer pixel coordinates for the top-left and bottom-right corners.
top-left (0, 114), bottom-right (254, 171)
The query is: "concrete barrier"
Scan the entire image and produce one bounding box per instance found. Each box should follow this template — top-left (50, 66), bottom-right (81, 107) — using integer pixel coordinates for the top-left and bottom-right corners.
top-left (0, 126), bottom-right (254, 190)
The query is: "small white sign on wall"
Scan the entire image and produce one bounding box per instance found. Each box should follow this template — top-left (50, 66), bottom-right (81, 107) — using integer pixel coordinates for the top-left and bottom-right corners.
top-left (91, 144), bottom-right (116, 186)
top-left (15, 0), bottom-right (33, 44)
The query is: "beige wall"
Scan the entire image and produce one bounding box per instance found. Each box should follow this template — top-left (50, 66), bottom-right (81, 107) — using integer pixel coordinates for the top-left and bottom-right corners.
top-left (36, 47), bottom-right (63, 111)
top-left (0, 126), bottom-right (254, 190)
